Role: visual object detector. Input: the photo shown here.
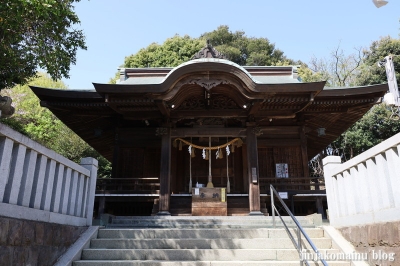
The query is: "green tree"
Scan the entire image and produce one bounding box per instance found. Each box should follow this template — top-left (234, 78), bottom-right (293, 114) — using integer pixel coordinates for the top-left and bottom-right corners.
top-left (201, 25), bottom-right (297, 66)
top-left (355, 36), bottom-right (400, 86)
top-left (309, 37), bottom-right (400, 173)
top-left (124, 35), bottom-right (204, 68)
top-left (122, 26), bottom-right (301, 72)
top-left (0, 0), bottom-right (86, 91)
top-left (330, 104), bottom-right (400, 161)
top-left (0, 74), bottom-right (111, 178)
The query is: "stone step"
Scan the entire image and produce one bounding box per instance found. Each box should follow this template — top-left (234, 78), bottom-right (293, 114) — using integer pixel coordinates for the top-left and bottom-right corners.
top-left (97, 228), bottom-right (325, 239)
top-left (74, 260), bottom-right (351, 266)
top-left (90, 237), bottom-right (333, 249)
top-left (80, 248), bottom-right (341, 261)
top-left (108, 216), bottom-right (315, 228)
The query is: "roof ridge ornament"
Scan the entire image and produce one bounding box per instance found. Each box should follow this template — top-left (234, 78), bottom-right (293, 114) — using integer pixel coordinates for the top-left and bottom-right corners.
top-left (191, 39), bottom-right (227, 60)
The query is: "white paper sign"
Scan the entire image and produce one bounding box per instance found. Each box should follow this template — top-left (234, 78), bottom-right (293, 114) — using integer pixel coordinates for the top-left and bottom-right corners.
top-left (194, 188), bottom-right (199, 195)
top-left (276, 163), bottom-right (288, 178)
top-left (279, 192), bottom-right (288, 199)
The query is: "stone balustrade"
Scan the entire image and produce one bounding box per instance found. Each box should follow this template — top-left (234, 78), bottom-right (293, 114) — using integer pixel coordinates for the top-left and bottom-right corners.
top-left (0, 123), bottom-right (98, 226)
top-left (323, 132), bottom-right (400, 227)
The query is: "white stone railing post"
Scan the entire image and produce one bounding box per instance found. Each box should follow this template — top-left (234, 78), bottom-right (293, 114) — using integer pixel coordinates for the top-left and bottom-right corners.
top-left (80, 157), bottom-right (98, 226)
top-left (322, 156), bottom-right (341, 225)
top-left (0, 123), bottom-right (99, 226)
top-left (323, 132), bottom-right (400, 227)
top-left (0, 137), bottom-right (13, 201)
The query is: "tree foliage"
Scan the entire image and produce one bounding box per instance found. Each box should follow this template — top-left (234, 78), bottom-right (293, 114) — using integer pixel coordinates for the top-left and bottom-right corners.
top-left (355, 36), bottom-right (400, 86)
top-left (201, 25), bottom-right (299, 66)
top-left (0, 0), bottom-right (86, 91)
top-left (308, 37), bottom-right (400, 176)
top-left (0, 74), bottom-right (111, 178)
top-left (331, 104), bottom-right (400, 161)
top-left (124, 35), bottom-right (204, 68)
top-left (122, 26), bottom-right (300, 71)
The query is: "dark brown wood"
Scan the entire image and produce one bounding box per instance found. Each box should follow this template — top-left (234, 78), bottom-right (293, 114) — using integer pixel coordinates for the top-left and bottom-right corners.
top-left (111, 127), bottom-right (120, 178)
top-left (258, 177), bottom-right (325, 193)
top-left (172, 128), bottom-right (247, 138)
top-left (258, 139), bottom-right (301, 147)
top-left (316, 196), bottom-right (325, 218)
top-left (191, 188), bottom-right (227, 216)
top-left (242, 145), bottom-right (249, 194)
top-left (98, 196), bottom-right (105, 217)
top-left (155, 100), bottom-right (170, 118)
top-left (157, 128), bottom-right (171, 215)
top-left (246, 127), bottom-right (262, 215)
top-left (300, 126), bottom-right (310, 177)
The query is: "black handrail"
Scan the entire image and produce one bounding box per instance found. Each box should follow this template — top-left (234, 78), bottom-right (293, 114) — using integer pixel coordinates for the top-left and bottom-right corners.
top-left (270, 185), bottom-right (328, 266)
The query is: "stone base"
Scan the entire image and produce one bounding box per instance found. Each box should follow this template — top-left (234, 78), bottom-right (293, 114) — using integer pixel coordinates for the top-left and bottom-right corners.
top-left (156, 211), bottom-right (171, 216)
top-left (338, 221), bottom-right (400, 266)
top-left (0, 215), bottom-right (87, 266)
top-left (248, 211), bottom-right (264, 216)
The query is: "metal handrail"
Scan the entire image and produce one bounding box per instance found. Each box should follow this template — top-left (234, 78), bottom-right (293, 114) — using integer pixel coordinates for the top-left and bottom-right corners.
top-left (270, 185), bottom-right (328, 266)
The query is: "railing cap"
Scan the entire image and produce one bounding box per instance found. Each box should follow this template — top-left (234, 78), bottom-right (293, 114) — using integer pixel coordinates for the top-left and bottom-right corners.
top-left (80, 157), bottom-right (98, 167)
top-left (322, 156), bottom-right (341, 166)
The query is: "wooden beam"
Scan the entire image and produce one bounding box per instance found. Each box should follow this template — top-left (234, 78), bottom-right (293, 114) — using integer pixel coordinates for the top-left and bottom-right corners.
top-left (155, 100), bottom-right (170, 118)
top-left (170, 110), bottom-right (248, 118)
top-left (171, 126), bottom-right (302, 138)
top-left (246, 127), bottom-right (262, 215)
top-left (247, 101), bottom-right (263, 116)
top-left (157, 128), bottom-right (171, 216)
top-left (258, 139), bottom-right (301, 147)
top-left (171, 128), bottom-right (247, 137)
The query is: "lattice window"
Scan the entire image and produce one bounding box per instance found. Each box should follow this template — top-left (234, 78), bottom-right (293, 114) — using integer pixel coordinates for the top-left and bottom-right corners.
top-left (119, 148), bottom-right (144, 178)
top-left (272, 147), bottom-right (303, 177)
top-left (258, 148), bottom-right (274, 178)
top-left (258, 147), bottom-right (303, 178)
top-left (143, 148), bottom-right (161, 177)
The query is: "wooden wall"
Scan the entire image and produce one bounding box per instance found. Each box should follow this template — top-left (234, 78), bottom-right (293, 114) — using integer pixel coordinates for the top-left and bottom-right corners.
top-left (258, 147), bottom-right (304, 178)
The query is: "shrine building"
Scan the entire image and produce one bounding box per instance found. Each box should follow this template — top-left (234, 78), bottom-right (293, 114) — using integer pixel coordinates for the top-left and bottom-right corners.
top-left (31, 44), bottom-right (388, 218)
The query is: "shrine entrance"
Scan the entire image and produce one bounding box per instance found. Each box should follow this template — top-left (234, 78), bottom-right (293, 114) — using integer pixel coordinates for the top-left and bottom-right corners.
top-left (31, 42), bottom-right (387, 218)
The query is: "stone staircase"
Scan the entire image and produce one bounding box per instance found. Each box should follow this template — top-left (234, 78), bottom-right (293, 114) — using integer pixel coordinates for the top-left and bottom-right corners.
top-left (73, 216), bottom-right (351, 265)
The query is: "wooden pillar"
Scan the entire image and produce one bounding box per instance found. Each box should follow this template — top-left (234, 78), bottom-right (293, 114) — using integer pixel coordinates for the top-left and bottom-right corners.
top-left (246, 126), bottom-right (263, 215)
top-left (157, 127), bottom-right (171, 216)
top-left (290, 195), bottom-right (295, 215)
top-left (111, 128), bottom-right (119, 178)
top-left (316, 196), bottom-right (326, 219)
top-left (300, 126), bottom-right (309, 177)
top-left (98, 196), bottom-right (105, 218)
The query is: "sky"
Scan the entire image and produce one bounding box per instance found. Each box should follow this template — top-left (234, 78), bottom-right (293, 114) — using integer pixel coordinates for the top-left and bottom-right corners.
top-left (63, 0), bottom-right (400, 89)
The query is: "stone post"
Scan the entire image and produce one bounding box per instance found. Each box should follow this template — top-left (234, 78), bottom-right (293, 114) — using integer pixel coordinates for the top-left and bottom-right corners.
top-left (322, 156), bottom-right (341, 224)
top-left (0, 137), bottom-right (13, 202)
top-left (80, 157), bottom-right (98, 226)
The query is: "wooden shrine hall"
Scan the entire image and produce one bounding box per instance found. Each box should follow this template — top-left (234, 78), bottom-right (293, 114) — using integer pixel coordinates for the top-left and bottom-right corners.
top-left (31, 44), bottom-right (388, 217)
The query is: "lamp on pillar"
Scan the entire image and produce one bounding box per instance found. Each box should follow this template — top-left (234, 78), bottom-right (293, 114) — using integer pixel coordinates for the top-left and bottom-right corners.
top-left (317, 128), bottom-right (326, 137)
